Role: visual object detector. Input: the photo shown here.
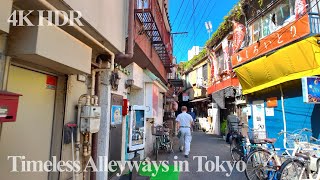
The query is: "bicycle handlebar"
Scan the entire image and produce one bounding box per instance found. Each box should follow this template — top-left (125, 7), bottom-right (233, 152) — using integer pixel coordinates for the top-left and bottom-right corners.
top-left (310, 136), bottom-right (320, 142)
top-left (278, 128), bottom-right (312, 136)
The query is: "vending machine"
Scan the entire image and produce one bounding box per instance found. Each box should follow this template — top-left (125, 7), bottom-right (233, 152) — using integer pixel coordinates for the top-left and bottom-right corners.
top-left (128, 105), bottom-right (146, 151)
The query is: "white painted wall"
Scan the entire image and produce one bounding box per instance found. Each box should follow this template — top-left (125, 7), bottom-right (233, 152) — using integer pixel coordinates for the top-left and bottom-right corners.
top-left (64, 0), bottom-right (128, 53)
top-left (188, 46), bottom-right (201, 60)
top-left (127, 63), bottom-right (144, 89)
top-left (8, 17), bottom-right (92, 74)
top-left (0, 0), bottom-right (12, 33)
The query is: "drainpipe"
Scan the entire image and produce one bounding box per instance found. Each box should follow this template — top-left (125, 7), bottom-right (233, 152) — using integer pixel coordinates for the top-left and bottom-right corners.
top-left (116, 0), bottom-right (135, 60)
top-left (280, 85), bottom-right (287, 149)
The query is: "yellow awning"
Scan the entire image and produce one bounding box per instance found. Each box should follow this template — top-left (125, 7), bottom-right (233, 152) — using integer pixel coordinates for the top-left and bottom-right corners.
top-left (235, 37), bottom-right (320, 95)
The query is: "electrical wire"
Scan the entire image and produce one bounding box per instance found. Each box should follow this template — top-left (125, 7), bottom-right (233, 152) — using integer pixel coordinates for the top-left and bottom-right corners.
top-left (174, 0), bottom-right (210, 58)
top-left (179, 1), bottom-right (217, 51)
top-left (175, 0), bottom-right (217, 59)
top-left (171, 0), bottom-right (186, 26)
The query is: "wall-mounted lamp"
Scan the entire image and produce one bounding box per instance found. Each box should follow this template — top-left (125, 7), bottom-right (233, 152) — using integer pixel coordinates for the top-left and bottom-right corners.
top-left (110, 70), bottom-right (120, 91)
top-left (125, 79), bottom-right (134, 89)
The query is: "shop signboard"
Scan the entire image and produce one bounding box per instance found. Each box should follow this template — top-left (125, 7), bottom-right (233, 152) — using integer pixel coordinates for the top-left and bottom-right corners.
top-left (232, 14), bottom-right (310, 67)
top-left (302, 77), bottom-right (320, 103)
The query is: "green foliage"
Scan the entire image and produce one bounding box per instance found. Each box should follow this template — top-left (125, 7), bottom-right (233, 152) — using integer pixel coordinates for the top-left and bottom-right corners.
top-left (220, 119), bottom-right (227, 135)
top-left (258, 0), bottom-right (263, 7)
top-left (205, 1), bottom-right (244, 47)
top-left (182, 48), bottom-right (207, 72)
top-left (180, 0), bottom-right (247, 73)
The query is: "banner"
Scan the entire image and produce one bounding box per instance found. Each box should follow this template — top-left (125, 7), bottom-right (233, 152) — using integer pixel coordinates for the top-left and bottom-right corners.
top-left (222, 38), bottom-right (230, 70)
top-left (295, 0), bottom-right (307, 20)
top-left (232, 21), bottom-right (246, 54)
top-left (208, 49), bottom-right (218, 82)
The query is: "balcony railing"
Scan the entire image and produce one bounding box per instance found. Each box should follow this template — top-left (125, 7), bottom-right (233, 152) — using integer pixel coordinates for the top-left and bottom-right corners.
top-left (309, 12), bottom-right (320, 34)
top-left (135, 0), bottom-right (173, 68)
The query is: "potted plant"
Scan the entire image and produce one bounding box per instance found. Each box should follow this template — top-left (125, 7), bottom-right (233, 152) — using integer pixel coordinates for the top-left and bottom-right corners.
top-left (220, 119), bottom-right (227, 140)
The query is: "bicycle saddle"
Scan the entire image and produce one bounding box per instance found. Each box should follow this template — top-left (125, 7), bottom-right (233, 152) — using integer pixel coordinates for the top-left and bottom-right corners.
top-left (264, 138), bottom-right (277, 144)
top-left (295, 152), bottom-right (310, 160)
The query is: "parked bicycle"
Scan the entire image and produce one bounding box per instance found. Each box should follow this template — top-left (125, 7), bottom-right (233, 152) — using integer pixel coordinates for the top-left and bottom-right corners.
top-left (245, 128), bottom-right (312, 180)
top-left (230, 123), bottom-right (261, 161)
top-left (152, 122), bottom-right (173, 160)
top-left (278, 135), bottom-right (320, 180)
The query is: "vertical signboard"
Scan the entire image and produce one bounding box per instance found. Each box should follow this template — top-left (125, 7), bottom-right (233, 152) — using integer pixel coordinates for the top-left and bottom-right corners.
top-left (252, 100), bottom-right (266, 131)
top-left (152, 85), bottom-right (158, 117)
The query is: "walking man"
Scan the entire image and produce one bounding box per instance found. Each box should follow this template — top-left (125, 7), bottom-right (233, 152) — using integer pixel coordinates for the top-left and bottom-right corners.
top-left (176, 106), bottom-right (193, 158)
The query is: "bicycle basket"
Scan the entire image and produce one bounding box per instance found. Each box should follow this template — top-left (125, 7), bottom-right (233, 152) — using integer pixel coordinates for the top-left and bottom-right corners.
top-left (151, 125), bottom-right (164, 136)
top-left (248, 131), bottom-right (267, 144)
top-left (286, 134), bottom-right (308, 148)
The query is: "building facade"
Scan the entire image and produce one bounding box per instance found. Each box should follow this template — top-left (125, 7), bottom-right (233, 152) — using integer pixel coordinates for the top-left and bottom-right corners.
top-left (232, 0), bottom-right (320, 148)
top-left (0, 0), bottom-right (173, 180)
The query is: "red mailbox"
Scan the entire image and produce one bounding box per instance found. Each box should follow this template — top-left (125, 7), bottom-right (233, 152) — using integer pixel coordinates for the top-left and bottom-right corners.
top-left (122, 99), bottom-right (129, 116)
top-left (0, 91), bottom-right (22, 123)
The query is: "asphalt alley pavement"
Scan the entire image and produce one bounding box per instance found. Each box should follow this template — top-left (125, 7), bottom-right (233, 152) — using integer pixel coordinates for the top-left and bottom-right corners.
top-left (157, 131), bottom-right (247, 180)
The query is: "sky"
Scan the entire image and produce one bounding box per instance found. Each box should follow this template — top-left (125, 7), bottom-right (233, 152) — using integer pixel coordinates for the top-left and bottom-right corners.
top-left (169, 0), bottom-right (238, 63)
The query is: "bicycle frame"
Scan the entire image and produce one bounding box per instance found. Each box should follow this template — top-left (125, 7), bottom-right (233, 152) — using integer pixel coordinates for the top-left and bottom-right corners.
top-left (247, 128), bottom-right (312, 180)
top-left (295, 138), bottom-right (320, 180)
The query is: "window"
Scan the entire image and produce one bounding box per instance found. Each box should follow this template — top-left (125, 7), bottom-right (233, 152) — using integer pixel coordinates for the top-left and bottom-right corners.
top-left (310, 0), bottom-right (320, 13)
top-left (249, 0), bottom-right (296, 44)
top-left (251, 20), bottom-right (261, 43)
top-left (202, 64), bottom-right (208, 82)
top-left (137, 0), bottom-right (149, 9)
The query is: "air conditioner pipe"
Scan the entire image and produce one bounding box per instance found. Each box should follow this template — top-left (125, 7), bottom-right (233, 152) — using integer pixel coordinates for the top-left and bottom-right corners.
top-left (280, 85), bottom-right (287, 149)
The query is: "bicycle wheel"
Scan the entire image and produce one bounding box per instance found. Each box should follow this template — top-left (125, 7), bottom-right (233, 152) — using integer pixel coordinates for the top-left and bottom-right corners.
top-left (278, 158), bottom-right (307, 180)
top-left (245, 149), bottom-right (273, 180)
top-left (230, 138), bottom-right (243, 161)
top-left (166, 141), bottom-right (173, 153)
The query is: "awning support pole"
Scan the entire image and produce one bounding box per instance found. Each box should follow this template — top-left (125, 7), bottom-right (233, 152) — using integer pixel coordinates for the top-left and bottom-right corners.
top-left (280, 85), bottom-right (287, 149)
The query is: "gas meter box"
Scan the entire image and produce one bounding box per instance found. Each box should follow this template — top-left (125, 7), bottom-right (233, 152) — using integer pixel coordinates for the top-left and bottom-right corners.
top-left (80, 105), bottom-right (101, 133)
top-left (0, 91), bottom-right (22, 123)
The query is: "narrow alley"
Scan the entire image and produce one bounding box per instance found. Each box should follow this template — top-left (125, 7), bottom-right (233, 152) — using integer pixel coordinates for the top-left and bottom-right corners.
top-left (159, 132), bottom-right (246, 180)
top-left (1, 0), bottom-right (320, 180)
